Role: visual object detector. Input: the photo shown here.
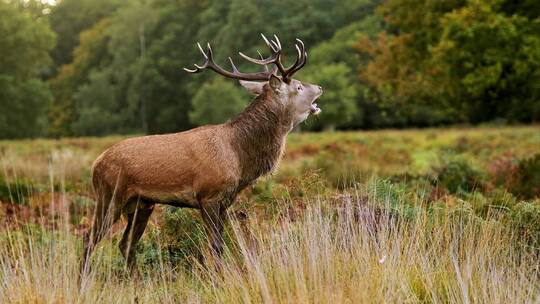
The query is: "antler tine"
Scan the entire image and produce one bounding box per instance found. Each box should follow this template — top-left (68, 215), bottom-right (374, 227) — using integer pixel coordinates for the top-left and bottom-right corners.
top-left (238, 51), bottom-right (277, 65)
top-left (184, 42), bottom-right (210, 73)
top-left (257, 50), bottom-right (268, 72)
top-left (258, 50), bottom-right (279, 74)
top-left (281, 41), bottom-right (303, 74)
top-left (198, 42), bottom-right (208, 59)
top-left (273, 34), bottom-right (282, 49)
top-left (261, 33), bottom-right (279, 53)
top-left (286, 38), bottom-right (308, 77)
top-left (239, 33), bottom-right (282, 65)
top-left (183, 67), bottom-right (197, 73)
top-left (184, 42), bottom-right (275, 81)
top-left (228, 57), bottom-right (239, 73)
top-left (184, 35), bottom-right (308, 82)
top-left (270, 40), bottom-right (280, 52)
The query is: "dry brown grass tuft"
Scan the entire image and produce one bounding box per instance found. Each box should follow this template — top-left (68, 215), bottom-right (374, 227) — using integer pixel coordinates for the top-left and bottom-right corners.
top-left (1, 127), bottom-right (539, 303)
top-left (0, 192), bottom-right (538, 303)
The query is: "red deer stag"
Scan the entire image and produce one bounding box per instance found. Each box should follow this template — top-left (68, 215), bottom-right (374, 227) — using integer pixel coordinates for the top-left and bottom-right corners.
top-left (80, 34), bottom-right (323, 278)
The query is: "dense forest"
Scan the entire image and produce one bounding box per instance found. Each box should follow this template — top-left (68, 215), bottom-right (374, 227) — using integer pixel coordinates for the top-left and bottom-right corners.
top-left (1, 0), bottom-right (539, 139)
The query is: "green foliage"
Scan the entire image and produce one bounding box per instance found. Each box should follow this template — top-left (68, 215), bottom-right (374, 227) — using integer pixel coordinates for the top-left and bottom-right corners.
top-left (431, 0), bottom-right (540, 122)
top-left (38, 0), bottom-right (385, 137)
top-left (302, 17), bottom-right (381, 129)
top-left (0, 1), bottom-right (55, 139)
top-left (511, 200), bottom-right (540, 246)
top-left (48, 18), bottom-right (112, 137)
top-left (308, 16), bottom-right (382, 68)
top-left (48, 0), bottom-right (120, 68)
top-left (71, 70), bottom-right (129, 136)
top-left (0, 2), bottom-right (55, 79)
top-left (0, 176), bottom-right (33, 204)
top-left (3, 0), bottom-right (540, 138)
top-left (156, 207), bottom-right (206, 265)
top-left (303, 64), bottom-right (358, 130)
top-left (0, 77), bottom-right (52, 139)
top-left (507, 154), bottom-right (540, 199)
top-left (433, 155), bottom-right (484, 194)
top-left (189, 78), bottom-right (248, 125)
top-left (370, 178), bottom-right (406, 207)
top-left (358, 0), bottom-right (540, 126)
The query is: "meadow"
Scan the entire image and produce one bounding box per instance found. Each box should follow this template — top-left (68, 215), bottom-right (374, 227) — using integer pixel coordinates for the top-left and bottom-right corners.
top-left (0, 126), bottom-right (539, 303)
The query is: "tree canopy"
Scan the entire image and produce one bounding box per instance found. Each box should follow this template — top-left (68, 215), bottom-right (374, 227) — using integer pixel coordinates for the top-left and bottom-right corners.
top-left (189, 78), bottom-right (249, 126)
top-left (357, 0), bottom-right (540, 125)
top-left (0, 1), bottom-right (55, 139)
top-left (0, 0), bottom-right (539, 139)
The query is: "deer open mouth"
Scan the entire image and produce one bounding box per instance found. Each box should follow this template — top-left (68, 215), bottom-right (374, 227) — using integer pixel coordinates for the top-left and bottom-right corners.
top-left (310, 102), bottom-right (321, 115)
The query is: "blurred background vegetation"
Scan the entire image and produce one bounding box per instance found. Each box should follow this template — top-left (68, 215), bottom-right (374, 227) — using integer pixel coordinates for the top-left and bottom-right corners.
top-left (1, 1), bottom-right (539, 300)
top-left (1, 0), bottom-right (539, 139)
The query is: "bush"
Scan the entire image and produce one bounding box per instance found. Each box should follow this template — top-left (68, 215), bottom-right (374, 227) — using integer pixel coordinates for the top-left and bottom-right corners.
top-left (463, 189), bottom-right (516, 219)
top-left (150, 207), bottom-right (207, 266)
top-left (510, 200), bottom-right (540, 246)
top-left (433, 156), bottom-right (484, 194)
top-left (488, 152), bottom-right (519, 189)
top-left (0, 176), bottom-right (34, 204)
top-left (305, 142), bottom-right (372, 189)
top-left (508, 154), bottom-right (540, 199)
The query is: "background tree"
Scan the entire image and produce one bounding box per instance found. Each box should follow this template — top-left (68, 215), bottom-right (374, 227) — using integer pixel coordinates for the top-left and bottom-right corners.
top-left (48, 0), bottom-right (119, 69)
top-left (0, 1), bottom-right (55, 139)
top-left (430, 0), bottom-right (540, 122)
top-left (189, 78), bottom-right (248, 125)
top-left (303, 16), bottom-right (381, 129)
top-left (48, 18), bottom-right (112, 137)
top-left (3, 0), bottom-right (539, 139)
top-left (43, 0), bottom-right (383, 138)
top-left (303, 64), bottom-right (358, 131)
top-left (357, 0), bottom-right (540, 126)
top-left (70, 0), bottom-right (158, 136)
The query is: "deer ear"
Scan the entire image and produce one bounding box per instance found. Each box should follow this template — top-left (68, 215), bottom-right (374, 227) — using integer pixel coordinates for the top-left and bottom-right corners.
top-left (268, 74), bottom-right (281, 92)
top-left (239, 80), bottom-right (264, 95)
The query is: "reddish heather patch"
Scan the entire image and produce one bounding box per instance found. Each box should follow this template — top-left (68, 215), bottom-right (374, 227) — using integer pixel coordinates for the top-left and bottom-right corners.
top-left (285, 144), bottom-right (321, 160)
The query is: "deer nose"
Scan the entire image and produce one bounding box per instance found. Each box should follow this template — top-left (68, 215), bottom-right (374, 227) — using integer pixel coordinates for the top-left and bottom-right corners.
top-left (318, 85), bottom-right (323, 93)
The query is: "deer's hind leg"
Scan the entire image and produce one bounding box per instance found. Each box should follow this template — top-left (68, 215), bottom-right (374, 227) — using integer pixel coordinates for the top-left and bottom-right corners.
top-left (80, 183), bottom-right (122, 279)
top-left (119, 199), bottom-right (154, 278)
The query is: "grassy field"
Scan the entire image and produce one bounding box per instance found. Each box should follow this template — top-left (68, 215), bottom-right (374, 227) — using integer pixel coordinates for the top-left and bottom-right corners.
top-left (0, 126), bottom-right (539, 303)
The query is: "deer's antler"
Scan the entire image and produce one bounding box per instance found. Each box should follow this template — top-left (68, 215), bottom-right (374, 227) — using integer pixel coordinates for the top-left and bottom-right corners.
top-left (183, 42), bottom-right (274, 81)
top-left (184, 34), bottom-right (307, 83)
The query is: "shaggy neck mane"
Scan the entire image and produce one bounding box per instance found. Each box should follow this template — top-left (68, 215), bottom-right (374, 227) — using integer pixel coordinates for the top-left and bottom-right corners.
top-left (226, 89), bottom-right (291, 186)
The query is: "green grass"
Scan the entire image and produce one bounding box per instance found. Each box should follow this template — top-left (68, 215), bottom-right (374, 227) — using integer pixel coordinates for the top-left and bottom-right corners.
top-left (0, 126), bottom-right (539, 303)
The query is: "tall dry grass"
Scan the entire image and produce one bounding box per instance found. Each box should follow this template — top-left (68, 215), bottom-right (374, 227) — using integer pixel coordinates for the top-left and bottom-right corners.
top-left (0, 188), bottom-right (538, 303)
top-left (1, 127), bottom-right (539, 303)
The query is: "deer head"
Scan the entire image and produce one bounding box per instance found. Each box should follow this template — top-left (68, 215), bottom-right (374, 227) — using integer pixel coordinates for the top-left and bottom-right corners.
top-left (184, 34), bottom-right (323, 128)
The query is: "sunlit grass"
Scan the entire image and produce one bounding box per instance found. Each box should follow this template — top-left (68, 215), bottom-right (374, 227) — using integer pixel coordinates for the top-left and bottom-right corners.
top-left (0, 182), bottom-right (539, 303)
top-left (0, 126), bottom-right (539, 303)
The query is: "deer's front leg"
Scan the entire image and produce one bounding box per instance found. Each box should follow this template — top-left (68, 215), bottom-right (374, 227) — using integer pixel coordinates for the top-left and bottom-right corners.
top-left (200, 202), bottom-right (228, 261)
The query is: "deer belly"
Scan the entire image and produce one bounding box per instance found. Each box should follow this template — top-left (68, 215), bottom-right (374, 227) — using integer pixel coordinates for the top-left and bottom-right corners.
top-left (136, 188), bottom-right (199, 208)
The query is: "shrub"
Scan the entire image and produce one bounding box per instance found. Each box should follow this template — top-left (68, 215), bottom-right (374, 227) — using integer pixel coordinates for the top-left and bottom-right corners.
top-left (250, 178), bottom-right (277, 204)
top-left (151, 207), bottom-right (207, 266)
top-left (488, 152), bottom-right (519, 188)
top-left (433, 156), bottom-right (484, 194)
top-left (510, 200), bottom-right (540, 246)
top-left (0, 176), bottom-right (34, 204)
top-left (309, 146), bottom-right (369, 189)
top-left (508, 154), bottom-right (540, 199)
